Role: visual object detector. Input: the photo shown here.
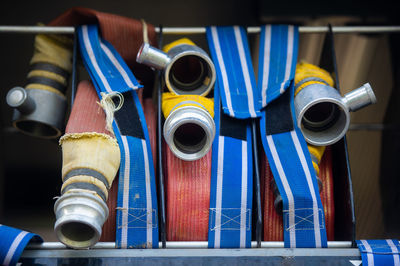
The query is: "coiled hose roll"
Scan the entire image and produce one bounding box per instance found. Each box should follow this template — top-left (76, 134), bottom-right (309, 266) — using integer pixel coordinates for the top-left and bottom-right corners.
top-left (264, 62), bottom-right (336, 241)
top-left (54, 80), bottom-right (120, 249)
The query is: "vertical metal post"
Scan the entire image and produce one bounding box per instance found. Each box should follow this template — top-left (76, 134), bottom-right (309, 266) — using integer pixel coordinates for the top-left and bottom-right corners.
top-left (156, 25), bottom-right (167, 248)
top-left (251, 119), bottom-right (262, 247)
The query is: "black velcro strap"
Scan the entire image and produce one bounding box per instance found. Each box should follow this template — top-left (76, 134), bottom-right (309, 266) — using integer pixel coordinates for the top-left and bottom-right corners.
top-left (27, 76), bottom-right (66, 94)
top-left (62, 182), bottom-right (107, 202)
top-left (114, 91), bottom-right (145, 139)
top-left (63, 168), bottom-right (110, 189)
top-left (265, 86), bottom-right (294, 135)
top-left (30, 62), bottom-right (69, 80)
top-left (220, 103), bottom-right (248, 141)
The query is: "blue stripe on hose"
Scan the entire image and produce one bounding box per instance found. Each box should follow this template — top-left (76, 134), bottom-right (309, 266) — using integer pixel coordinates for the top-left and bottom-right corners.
top-left (208, 82), bottom-right (253, 248)
top-left (77, 24), bottom-right (158, 248)
top-left (0, 224), bottom-right (42, 266)
top-left (357, 239), bottom-right (400, 266)
top-left (258, 25), bottom-right (327, 248)
top-left (257, 25), bottom-right (298, 107)
top-left (206, 26), bottom-right (260, 119)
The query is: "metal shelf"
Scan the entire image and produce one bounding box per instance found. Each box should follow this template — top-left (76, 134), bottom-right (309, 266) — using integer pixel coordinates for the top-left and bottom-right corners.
top-left (21, 246), bottom-right (362, 266)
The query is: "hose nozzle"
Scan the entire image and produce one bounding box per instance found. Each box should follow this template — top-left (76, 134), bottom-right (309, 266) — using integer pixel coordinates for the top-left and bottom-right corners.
top-left (295, 82), bottom-right (376, 146)
top-left (164, 105), bottom-right (215, 161)
top-left (137, 39), bottom-right (216, 96)
top-left (6, 86), bottom-right (66, 138)
top-left (54, 192), bottom-right (108, 249)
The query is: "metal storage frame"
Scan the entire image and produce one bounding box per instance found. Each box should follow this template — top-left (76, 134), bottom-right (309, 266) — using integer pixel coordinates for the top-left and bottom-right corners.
top-left (1, 25), bottom-right (399, 265)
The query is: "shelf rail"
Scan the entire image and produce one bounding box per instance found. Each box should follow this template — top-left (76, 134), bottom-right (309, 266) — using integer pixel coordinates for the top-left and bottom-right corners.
top-left (0, 25), bottom-right (400, 34)
top-left (26, 241), bottom-right (353, 249)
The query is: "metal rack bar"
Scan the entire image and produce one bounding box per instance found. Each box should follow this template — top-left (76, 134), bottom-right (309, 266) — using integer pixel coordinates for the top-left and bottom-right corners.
top-left (21, 248), bottom-right (361, 259)
top-left (26, 241), bottom-right (353, 249)
top-left (0, 25), bottom-right (400, 34)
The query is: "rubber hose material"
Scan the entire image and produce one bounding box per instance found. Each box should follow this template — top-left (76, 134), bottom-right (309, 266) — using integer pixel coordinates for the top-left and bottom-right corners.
top-left (163, 38), bottom-right (196, 53)
top-left (60, 80), bottom-right (120, 203)
top-left (162, 92), bottom-right (214, 118)
top-left (294, 62), bottom-right (334, 96)
top-left (165, 144), bottom-right (212, 241)
top-left (262, 147), bottom-right (335, 241)
top-left (26, 33), bottom-right (72, 97)
top-left (100, 90), bottom-right (158, 241)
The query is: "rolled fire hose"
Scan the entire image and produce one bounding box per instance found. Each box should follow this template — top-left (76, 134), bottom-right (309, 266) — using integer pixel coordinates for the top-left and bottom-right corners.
top-left (137, 38), bottom-right (216, 96)
top-left (163, 95), bottom-right (214, 240)
top-left (54, 80), bottom-right (120, 249)
top-left (99, 90), bottom-right (158, 242)
top-left (6, 33), bottom-right (72, 138)
top-left (262, 147), bottom-right (335, 241)
top-left (264, 63), bottom-right (343, 240)
top-left (151, 38), bottom-right (216, 240)
top-left (294, 62), bottom-right (376, 146)
top-left (47, 7), bottom-right (158, 243)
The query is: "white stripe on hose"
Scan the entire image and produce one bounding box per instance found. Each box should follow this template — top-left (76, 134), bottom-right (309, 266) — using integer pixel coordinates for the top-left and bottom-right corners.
top-left (142, 139), bottom-right (153, 248)
top-left (266, 135), bottom-right (296, 247)
top-left (120, 135), bottom-right (130, 248)
top-left (361, 240), bottom-right (375, 266)
top-left (279, 25), bottom-right (294, 94)
top-left (2, 231), bottom-right (29, 266)
top-left (234, 26), bottom-right (257, 118)
top-left (261, 25), bottom-right (271, 106)
top-left (214, 136), bottom-right (225, 248)
top-left (290, 131), bottom-right (322, 247)
top-left (240, 140), bottom-right (248, 248)
top-left (100, 42), bottom-right (138, 89)
top-left (211, 27), bottom-right (234, 117)
top-left (82, 25), bottom-right (112, 93)
top-left (387, 239), bottom-right (400, 266)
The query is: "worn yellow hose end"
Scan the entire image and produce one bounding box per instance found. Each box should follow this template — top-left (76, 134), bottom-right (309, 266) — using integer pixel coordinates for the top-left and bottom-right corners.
top-left (295, 61), bottom-right (334, 96)
top-left (162, 92), bottom-right (214, 118)
top-left (27, 33), bottom-right (72, 97)
top-left (163, 38), bottom-right (196, 53)
top-left (30, 34), bottom-right (72, 71)
top-left (60, 132), bottom-right (120, 201)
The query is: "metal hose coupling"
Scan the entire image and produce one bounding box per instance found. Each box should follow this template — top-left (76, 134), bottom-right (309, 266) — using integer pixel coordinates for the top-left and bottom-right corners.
top-left (6, 34), bottom-right (72, 138)
top-left (162, 93), bottom-right (215, 161)
top-left (294, 62), bottom-right (376, 146)
top-left (54, 81), bottom-right (120, 249)
top-left (137, 38), bottom-right (216, 96)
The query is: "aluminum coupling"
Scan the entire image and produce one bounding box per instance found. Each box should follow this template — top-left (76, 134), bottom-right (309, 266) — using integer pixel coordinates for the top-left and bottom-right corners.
top-left (54, 192), bottom-right (108, 249)
top-left (164, 105), bottom-right (215, 161)
top-left (6, 87), bottom-right (67, 138)
top-left (294, 83), bottom-right (376, 146)
top-left (137, 38), bottom-right (216, 96)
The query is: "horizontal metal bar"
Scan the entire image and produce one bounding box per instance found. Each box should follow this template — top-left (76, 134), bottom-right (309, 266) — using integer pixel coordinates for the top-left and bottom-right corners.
top-left (26, 241), bottom-right (352, 250)
top-left (0, 26), bottom-right (75, 34)
top-left (0, 25), bottom-right (399, 35)
top-left (349, 123), bottom-right (400, 131)
top-left (22, 247), bottom-right (360, 258)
